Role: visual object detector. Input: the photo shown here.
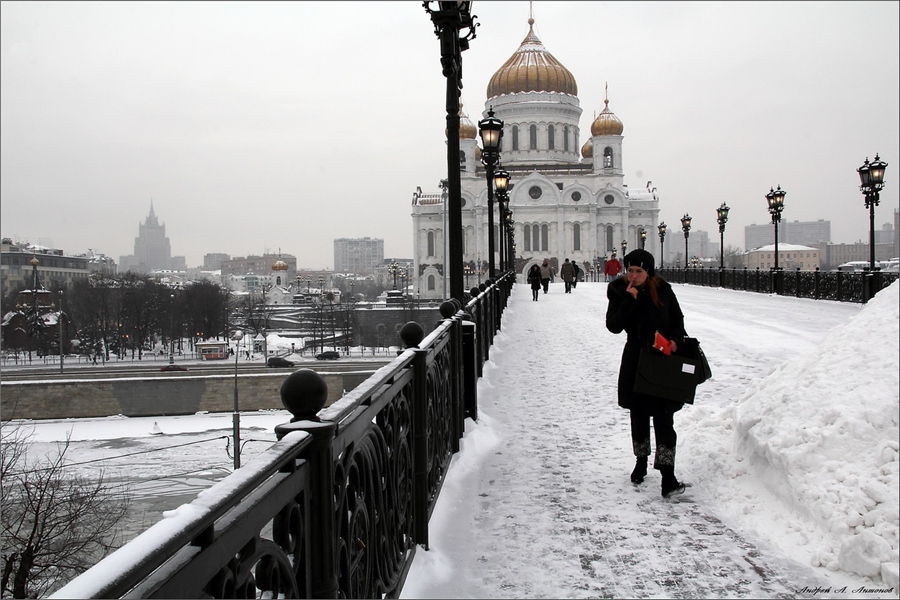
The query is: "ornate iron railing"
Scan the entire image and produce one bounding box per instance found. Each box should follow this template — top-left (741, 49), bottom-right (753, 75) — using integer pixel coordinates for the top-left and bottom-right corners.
top-left (659, 267), bottom-right (897, 303)
top-left (52, 273), bottom-right (515, 599)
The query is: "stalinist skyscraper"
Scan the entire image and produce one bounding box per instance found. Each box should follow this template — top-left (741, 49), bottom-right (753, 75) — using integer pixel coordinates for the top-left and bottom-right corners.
top-left (119, 202), bottom-right (186, 273)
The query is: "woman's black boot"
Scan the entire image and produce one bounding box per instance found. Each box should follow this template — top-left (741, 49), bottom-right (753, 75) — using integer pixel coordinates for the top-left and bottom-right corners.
top-left (660, 466), bottom-right (685, 497)
top-left (630, 457), bottom-right (648, 484)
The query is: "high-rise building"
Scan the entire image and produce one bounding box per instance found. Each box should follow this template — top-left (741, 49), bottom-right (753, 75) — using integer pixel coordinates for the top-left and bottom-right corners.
top-left (745, 219), bottom-right (831, 251)
top-left (334, 238), bottom-right (384, 275)
top-left (119, 203), bottom-right (186, 272)
top-left (411, 15), bottom-right (660, 299)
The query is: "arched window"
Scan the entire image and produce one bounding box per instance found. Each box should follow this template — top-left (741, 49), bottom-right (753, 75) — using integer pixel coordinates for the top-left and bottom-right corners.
top-left (524, 224), bottom-right (531, 251)
top-left (541, 224), bottom-right (549, 251)
top-left (512, 126), bottom-right (519, 151)
top-left (564, 126), bottom-right (569, 151)
top-left (427, 231), bottom-right (435, 257)
top-left (606, 225), bottom-right (614, 252)
top-left (530, 125), bottom-right (537, 150)
top-left (427, 275), bottom-right (435, 291)
top-left (548, 125), bottom-right (555, 150)
top-left (573, 223), bottom-right (581, 251)
top-left (532, 225), bottom-right (540, 252)
top-left (276, 276), bottom-right (282, 286)
top-left (603, 147), bottom-right (614, 168)
top-left (459, 150), bottom-right (466, 170)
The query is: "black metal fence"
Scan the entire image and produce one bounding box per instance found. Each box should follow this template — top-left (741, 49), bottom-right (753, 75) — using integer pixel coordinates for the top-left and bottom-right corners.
top-left (52, 273), bottom-right (515, 599)
top-left (659, 267), bottom-right (898, 303)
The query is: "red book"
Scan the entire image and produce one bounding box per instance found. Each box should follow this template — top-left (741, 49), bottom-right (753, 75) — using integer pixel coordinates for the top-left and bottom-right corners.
top-left (653, 331), bottom-right (672, 355)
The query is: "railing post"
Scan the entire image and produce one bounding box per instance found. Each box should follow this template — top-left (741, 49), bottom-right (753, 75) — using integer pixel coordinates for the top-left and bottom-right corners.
top-left (837, 268), bottom-right (844, 302)
top-left (814, 267), bottom-right (821, 299)
top-left (440, 300), bottom-right (464, 452)
top-left (461, 319), bottom-right (477, 422)
top-left (275, 369), bottom-right (337, 599)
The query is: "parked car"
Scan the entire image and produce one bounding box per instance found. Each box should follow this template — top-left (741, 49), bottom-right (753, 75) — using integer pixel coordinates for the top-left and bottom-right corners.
top-left (160, 364), bottom-right (188, 372)
top-left (315, 351), bottom-right (340, 360)
top-left (266, 356), bottom-right (295, 368)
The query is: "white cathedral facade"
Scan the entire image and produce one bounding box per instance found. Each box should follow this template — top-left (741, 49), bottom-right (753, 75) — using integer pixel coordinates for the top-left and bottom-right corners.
top-left (411, 16), bottom-right (660, 300)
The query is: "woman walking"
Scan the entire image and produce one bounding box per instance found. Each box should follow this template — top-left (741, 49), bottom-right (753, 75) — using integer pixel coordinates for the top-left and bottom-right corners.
top-left (539, 259), bottom-right (554, 294)
top-left (527, 264), bottom-right (542, 301)
top-left (605, 249), bottom-right (687, 497)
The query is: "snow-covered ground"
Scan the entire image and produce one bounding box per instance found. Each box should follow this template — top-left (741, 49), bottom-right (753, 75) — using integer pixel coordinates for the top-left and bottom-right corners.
top-left (8, 280), bottom-right (898, 598)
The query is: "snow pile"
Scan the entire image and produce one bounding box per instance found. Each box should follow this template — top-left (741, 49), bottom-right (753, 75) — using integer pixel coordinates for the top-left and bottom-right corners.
top-left (732, 280), bottom-right (899, 586)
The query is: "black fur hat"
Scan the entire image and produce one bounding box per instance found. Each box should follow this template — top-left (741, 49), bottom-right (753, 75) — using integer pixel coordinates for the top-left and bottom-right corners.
top-left (623, 249), bottom-right (655, 276)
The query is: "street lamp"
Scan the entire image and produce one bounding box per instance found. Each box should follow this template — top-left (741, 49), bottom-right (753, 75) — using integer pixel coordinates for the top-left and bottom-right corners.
top-left (169, 293), bottom-right (175, 365)
top-left (621, 240), bottom-right (627, 256)
top-left (658, 222), bottom-right (667, 268)
top-left (389, 260), bottom-right (400, 290)
top-left (494, 168), bottom-right (510, 272)
top-left (716, 202), bottom-right (730, 269)
top-left (858, 154), bottom-right (888, 271)
top-left (425, 1), bottom-right (477, 304)
top-left (230, 329), bottom-right (243, 469)
top-left (479, 107), bottom-right (503, 278)
top-left (640, 229), bottom-right (647, 249)
top-left (680, 214), bottom-right (692, 268)
top-left (765, 186), bottom-right (786, 271)
top-left (58, 290), bottom-right (64, 373)
top-left (306, 275), bottom-right (311, 293)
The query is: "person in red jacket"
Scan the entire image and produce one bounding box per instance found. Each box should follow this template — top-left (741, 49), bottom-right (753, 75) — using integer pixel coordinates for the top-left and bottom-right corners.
top-left (603, 252), bottom-right (622, 281)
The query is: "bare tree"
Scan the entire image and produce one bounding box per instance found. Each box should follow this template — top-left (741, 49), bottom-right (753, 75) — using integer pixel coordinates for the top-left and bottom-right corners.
top-left (1, 424), bottom-right (131, 598)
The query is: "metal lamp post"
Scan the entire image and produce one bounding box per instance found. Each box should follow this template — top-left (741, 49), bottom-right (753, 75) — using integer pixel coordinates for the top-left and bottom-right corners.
top-left (494, 168), bottom-right (510, 272)
top-left (389, 260), bottom-right (400, 290)
top-left (658, 222), bottom-right (667, 269)
top-left (766, 185), bottom-right (786, 295)
top-left (425, 1), bottom-right (477, 304)
top-left (680, 214), bottom-right (692, 268)
top-left (169, 293), bottom-right (175, 365)
top-left (479, 107), bottom-right (503, 278)
top-left (858, 154), bottom-right (888, 271)
top-left (58, 290), bottom-right (64, 373)
top-left (231, 329), bottom-right (243, 469)
top-left (765, 186), bottom-right (786, 271)
top-left (640, 229), bottom-right (647, 249)
top-left (621, 240), bottom-right (627, 257)
top-left (716, 202), bottom-right (730, 269)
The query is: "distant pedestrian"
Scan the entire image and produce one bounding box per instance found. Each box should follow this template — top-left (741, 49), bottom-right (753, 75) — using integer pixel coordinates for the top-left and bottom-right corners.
top-left (527, 264), bottom-right (542, 301)
top-left (604, 253), bottom-right (621, 281)
top-left (539, 259), bottom-right (554, 294)
top-left (571, 261), bottom-right (581, 289)
top-left (560, 258), bottom-right (575, 293)
top-left (605, 249), bottom-right (688, 498)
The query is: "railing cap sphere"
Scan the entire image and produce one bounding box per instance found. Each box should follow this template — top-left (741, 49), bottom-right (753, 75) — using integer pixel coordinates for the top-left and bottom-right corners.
top-left (439, 300), bottom-right (457, 318)
top-left (478, 282), bottom-right (487, 292)
top-left (400, 321), bottom-right (425, 348)
top-left (280, 368), bottom-right (328, 421)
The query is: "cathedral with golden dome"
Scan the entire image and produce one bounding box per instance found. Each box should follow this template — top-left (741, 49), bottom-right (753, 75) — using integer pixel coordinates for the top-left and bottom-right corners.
top-left (412, 14), bottom-right (660, 299)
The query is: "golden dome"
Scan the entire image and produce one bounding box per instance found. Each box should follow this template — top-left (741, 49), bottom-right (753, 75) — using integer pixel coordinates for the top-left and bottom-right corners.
top-left (590, 90), bottom-right (624, 136)
top-left (272, 253), bottom-right (289, 272)
top-left (581, 138), bottom-right (593, 159)
top-left (487, 17), bottom-right (577, 98)
top-left (445, 101), bottom-right (478, 140)
top-left (30, 255), bottom-right (39, 266)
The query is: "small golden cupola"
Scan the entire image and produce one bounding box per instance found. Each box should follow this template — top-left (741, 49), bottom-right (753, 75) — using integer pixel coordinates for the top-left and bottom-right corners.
top-left (447, 101), bottom-right (478, 140)
top-left (590, 85), bottom-right (624, 136)
top-left (487, 16), bottom-right (578, 99)
top-left (581, 138), bottom-right (593, 159)
top-left (271, 251), bottom-right (289, 272)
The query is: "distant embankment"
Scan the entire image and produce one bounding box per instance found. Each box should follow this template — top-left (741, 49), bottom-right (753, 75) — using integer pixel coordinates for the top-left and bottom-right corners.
top-left (0, 370), bottom-right (372, 421)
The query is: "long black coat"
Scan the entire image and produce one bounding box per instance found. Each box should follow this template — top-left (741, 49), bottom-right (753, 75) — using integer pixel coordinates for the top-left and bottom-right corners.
top-left (606, 276), bottom-right (686, 412)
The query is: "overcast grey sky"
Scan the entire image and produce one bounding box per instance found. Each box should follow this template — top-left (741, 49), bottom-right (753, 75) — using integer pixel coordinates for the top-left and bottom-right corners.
top-left (2, 1), bottom-right (898, 269)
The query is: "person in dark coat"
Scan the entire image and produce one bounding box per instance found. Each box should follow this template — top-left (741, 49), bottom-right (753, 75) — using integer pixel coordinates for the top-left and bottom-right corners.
top-left (560, 258), bottom-right (575, 293)
top-left (606, 249), bottom-right (687, 497)
top-left (527, 264), bottom-right (542, 301)
top-left (571, 261), bottom-right (581, 289)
